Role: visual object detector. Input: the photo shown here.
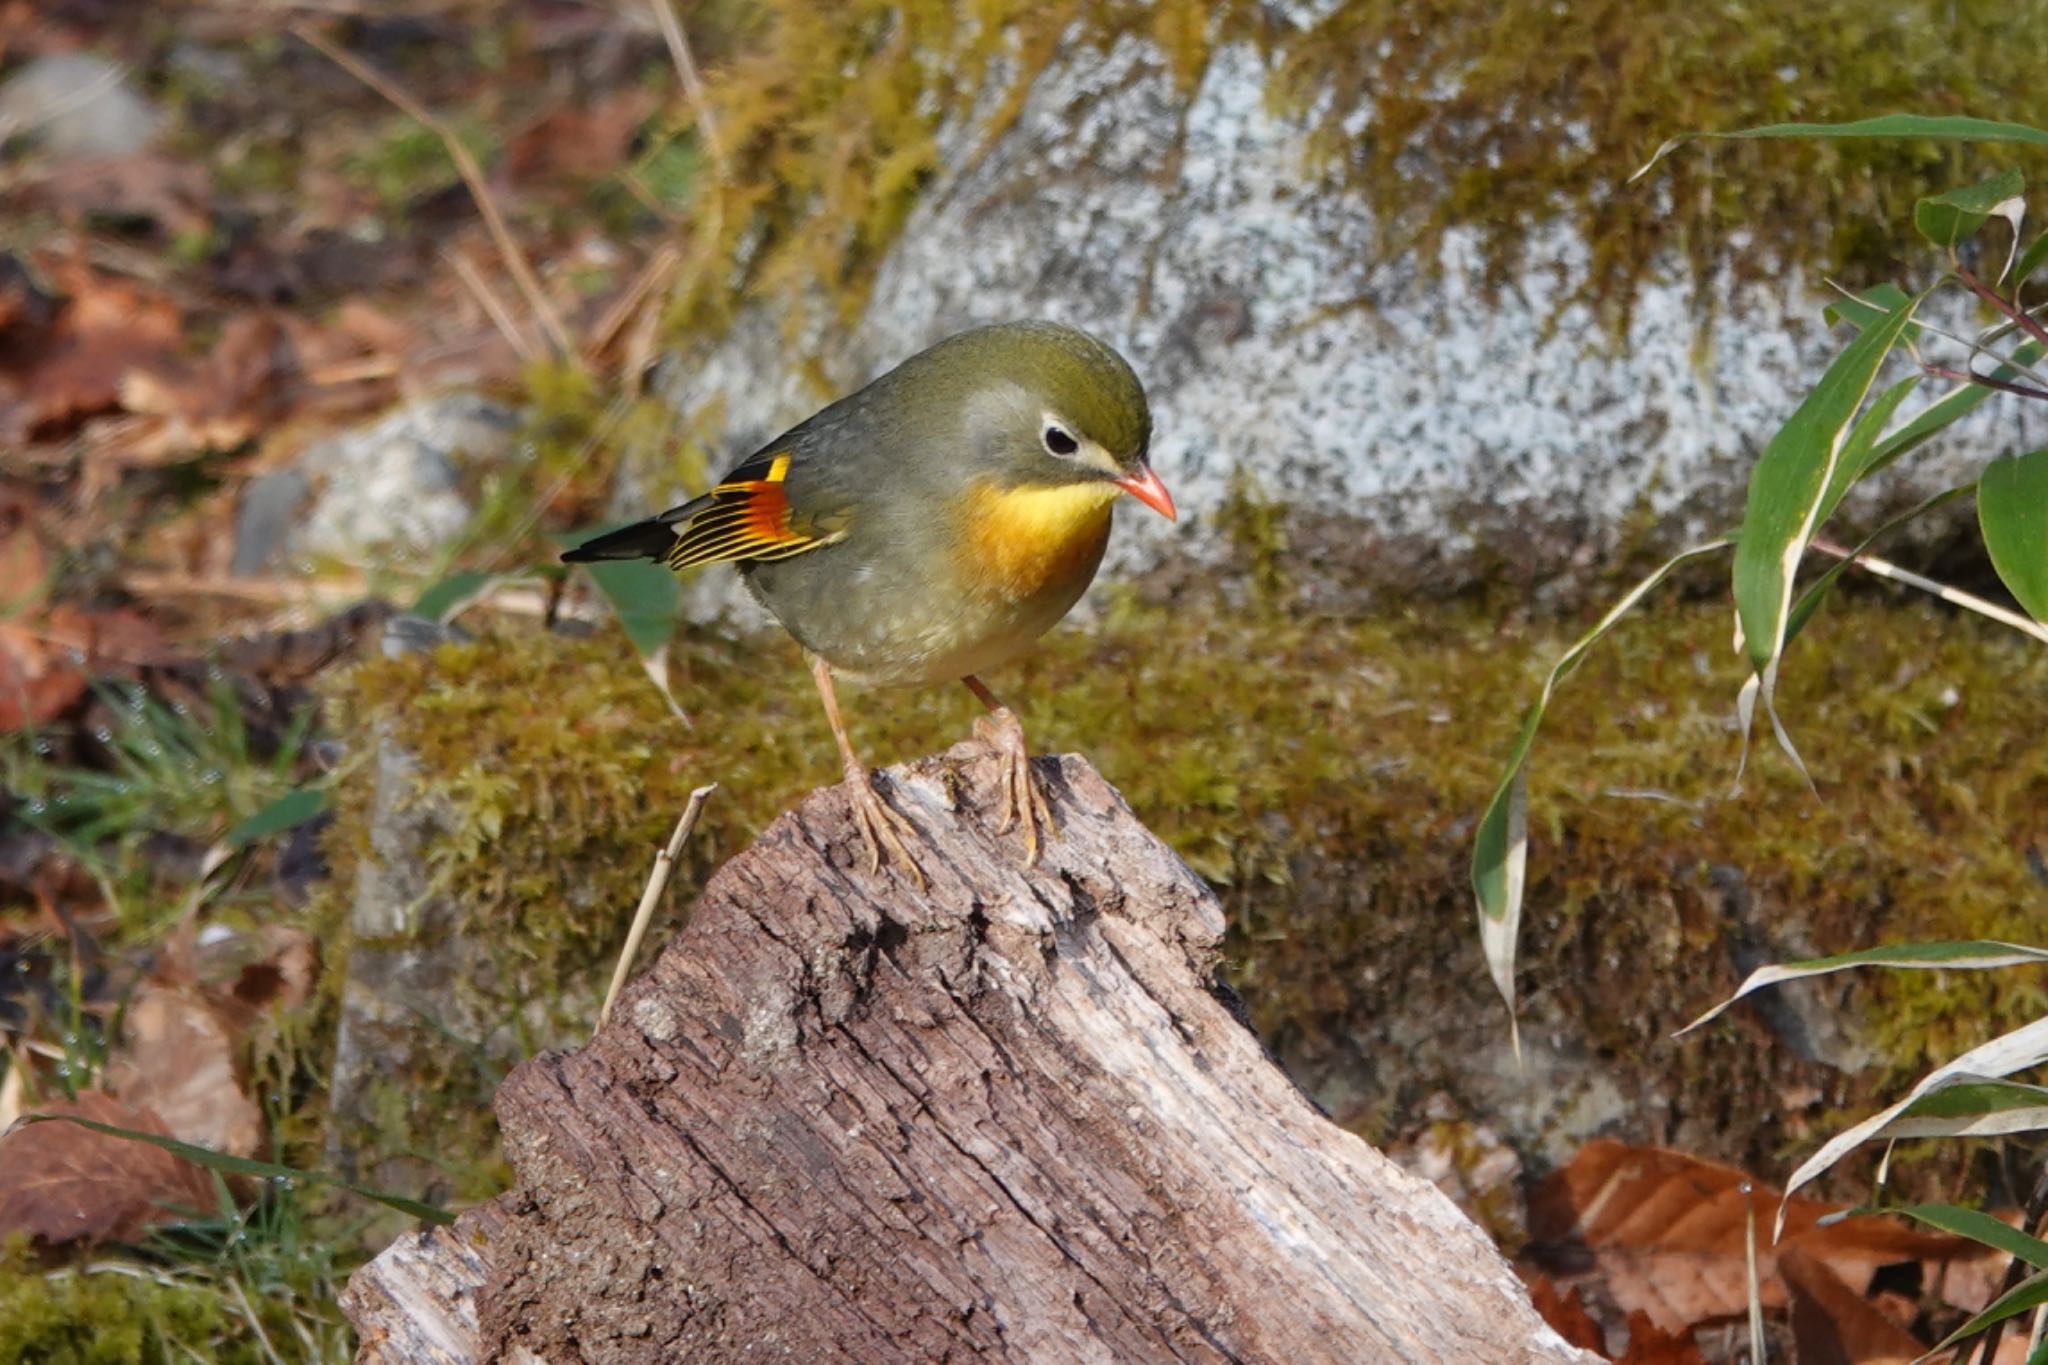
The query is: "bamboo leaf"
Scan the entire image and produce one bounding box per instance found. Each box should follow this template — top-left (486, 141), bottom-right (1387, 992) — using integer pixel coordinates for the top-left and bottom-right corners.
top-left (1882, 1203), bottom-right (2048, 1268)
top-left (1780, 1017), bottom-right (2048, 1236)
top-left (1979, 448), bottom-right (2048, 623)
top-left (1472, 539), bottom-right (1735, 1033)
top-left (1731, 293), bottom-right (1925, 776)
top-left (1923, 1267), bottom-right (2048, 1361)
top-left (412, 569), bottom-right (499, 623)
top-left (1914, 168), bottom-right (2026, 251)
top-left (1634, 114), bottom-right (2048, 182)
top-left (1677, 939), bottom-right (2048, 1036)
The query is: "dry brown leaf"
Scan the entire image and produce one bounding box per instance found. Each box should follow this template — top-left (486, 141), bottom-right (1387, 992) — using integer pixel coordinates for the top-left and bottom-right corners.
top-left (115, 310), bottom-right (299, 462)
top-left (1528, 1139), bottom-right (1984, 1334)
top-left (104, 983), bottom-right (262, 1158)
top-left (0, 619), bottom-right (88, 732)
top-left (0, 1090), bottom-right (217, 1246)
top-left (0, 485), bottom-right (47, 613)
top-left (1780, 1243), bottom-right (1923, 1365)
top-left (0, 257), bottom-right (180, 437)
top-left (503, 90), bottom-right (659, 186)
top-left (1614, 1310), bottom-right (1708, 1365)
top-left (1525, 1272), bottom-right (1607, 1353)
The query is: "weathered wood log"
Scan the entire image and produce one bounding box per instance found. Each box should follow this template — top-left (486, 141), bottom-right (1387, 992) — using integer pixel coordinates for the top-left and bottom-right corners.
top-left (343, 741), bottom-right (1592, 1364)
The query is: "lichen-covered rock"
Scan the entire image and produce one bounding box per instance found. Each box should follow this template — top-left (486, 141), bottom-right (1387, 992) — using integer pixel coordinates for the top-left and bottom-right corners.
top-left (234, 394), bottom-right (515, 576)
top-left (653, 31), bottom-right (2044, 605)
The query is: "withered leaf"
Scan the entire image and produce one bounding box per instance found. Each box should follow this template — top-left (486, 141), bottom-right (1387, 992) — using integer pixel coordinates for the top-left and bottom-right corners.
top-left (0, 1090), bottom-right (217, 1246)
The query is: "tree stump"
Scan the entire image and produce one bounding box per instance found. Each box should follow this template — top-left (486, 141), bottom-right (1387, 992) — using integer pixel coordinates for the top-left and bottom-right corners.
top-left (343, 741), bottom-right (1592, 1364)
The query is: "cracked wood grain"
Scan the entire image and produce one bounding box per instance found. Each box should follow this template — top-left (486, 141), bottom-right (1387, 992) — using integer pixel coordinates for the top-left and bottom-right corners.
top-left (343, 741), bottom-right (1595, 1364)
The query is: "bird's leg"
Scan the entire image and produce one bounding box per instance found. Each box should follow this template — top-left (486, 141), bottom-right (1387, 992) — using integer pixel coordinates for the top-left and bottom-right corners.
top-left (961, 675), bottom-right (1055, 865)
top-left (811, 657), bottom-right (925, 888)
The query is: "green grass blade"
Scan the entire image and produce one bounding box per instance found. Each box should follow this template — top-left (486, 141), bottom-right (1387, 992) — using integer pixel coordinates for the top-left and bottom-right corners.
top-left (221, 787), bottom-right (327, 850)
top-left (24, 1113), bottom-right (454, 1226)
top-left (1472, 538), bottom-right (1735, 1027)
top-left (1979, 448), bottom-right (2048, 623)
top-left (1677, 939), bottom-right (2048, 1036)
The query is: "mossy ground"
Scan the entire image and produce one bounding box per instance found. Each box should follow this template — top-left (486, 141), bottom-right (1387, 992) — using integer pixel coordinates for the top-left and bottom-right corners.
top-left (323, 575), bottom-right (2048, 1195)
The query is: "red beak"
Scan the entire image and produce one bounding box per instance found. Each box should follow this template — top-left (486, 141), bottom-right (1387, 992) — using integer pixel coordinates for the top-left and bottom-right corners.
top-left (1113, 464), bottom-right (1177, 522)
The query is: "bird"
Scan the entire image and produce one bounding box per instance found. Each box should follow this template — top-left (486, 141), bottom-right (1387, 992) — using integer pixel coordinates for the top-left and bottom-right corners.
top-left (562, 320), bottom-right (1175, 884)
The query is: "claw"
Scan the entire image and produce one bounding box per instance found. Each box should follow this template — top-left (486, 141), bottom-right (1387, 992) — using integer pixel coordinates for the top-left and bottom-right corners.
top-left (846, 765), bottom-right (927, 889)
top-left (973, 706), bottom-right (1056, 866)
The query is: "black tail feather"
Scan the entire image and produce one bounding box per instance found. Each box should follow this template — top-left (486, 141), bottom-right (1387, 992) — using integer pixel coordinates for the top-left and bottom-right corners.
top-left (560, 518), bottom-right (676, 564)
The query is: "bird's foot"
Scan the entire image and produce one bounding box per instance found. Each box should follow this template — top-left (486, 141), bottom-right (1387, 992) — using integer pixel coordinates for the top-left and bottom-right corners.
top-left (972, 707), bottom-right (1055, 865)
top-left (844, 764), bottom-right (927, 890)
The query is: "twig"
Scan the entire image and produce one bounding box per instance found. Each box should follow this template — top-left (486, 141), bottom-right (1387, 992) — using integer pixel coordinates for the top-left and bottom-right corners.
top-left (646, 0), bottom-right (725, 177)
top-left (1807, 537), bottom-right (2048, 646)
top-left (583, 242), bottom-right (682, 369)
top-left (444, 247), bottom-right (540, 366)
top-left (290, 21), bottom-right (573, 359)
top-left (1921, 362), bottom-right (2048, 404)
top-left (599, 784), bottom-right (718, 1031)
top-left (1957, 262), bottom-right (2048, 353)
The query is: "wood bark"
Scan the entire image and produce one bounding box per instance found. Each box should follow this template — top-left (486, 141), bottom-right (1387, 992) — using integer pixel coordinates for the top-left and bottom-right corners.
top-left (344, 741), bottom-right (1593, 1364)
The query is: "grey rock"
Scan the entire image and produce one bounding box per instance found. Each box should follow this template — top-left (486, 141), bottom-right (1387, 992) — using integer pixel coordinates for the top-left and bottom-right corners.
top-left (0, 52), bottom-right (163, 160)
top-left (230, 467), bottom-right (310, 577)
top-left (653, 38), bottom-right (2044, 603)
top-left (234, 393), bottom-right (516, 574)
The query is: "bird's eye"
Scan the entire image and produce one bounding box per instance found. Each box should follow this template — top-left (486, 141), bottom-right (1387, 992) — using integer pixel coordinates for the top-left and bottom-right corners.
top-left (1042, 423), bottom-right (1079, 456)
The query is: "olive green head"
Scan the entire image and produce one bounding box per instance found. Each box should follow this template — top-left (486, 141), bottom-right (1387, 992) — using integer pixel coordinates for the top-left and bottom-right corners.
top-left (866, 320), bottom-right (1168, 516)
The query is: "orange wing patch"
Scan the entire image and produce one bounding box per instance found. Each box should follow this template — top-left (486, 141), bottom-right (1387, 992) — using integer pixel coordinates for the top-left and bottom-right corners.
top-left (667, 454), bottom-right (828, 569)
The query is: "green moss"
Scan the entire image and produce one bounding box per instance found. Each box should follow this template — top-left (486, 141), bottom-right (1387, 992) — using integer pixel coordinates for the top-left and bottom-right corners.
top-left (0, 1237), bottom-right (320, 1365)
top-left (670, 0), bottom-right (2048, 336)
top-left (323, 580), bottom-right (2048, 1188)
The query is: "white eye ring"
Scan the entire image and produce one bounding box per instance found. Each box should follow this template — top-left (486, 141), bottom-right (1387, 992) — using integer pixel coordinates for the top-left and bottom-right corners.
top-left (1042, 422), bottom-right (1080, 457)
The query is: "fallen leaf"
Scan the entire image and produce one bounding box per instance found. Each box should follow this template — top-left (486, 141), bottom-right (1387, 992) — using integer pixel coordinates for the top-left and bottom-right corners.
top-left (0, 619), bottom-right (89, 731)
top-left (1527, 1139), bottom-right (1985, 1334)
top-left (1780, 1243), bottom-right (1922, 1365)
top-left (0, 485), bottom-right (47, 612)
top-left (103, 983), bottom-right (262, 1159)
top-left (1525, 1272), bottom-right (1606, 1352)
top-left (504, 90), bottom-right (658, 186)
top-left (117, 310), bottom-right (298, 461)
top-left (0, 256), bottom-right (180, 438)
top-left (1615, 1310), bottom-right (1709, 1365)
top-left (0, 1090), bottom-right (217, 1246)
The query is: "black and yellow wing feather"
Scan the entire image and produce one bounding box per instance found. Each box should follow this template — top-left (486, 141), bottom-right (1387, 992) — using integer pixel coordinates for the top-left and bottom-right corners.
top-left (562, 451), bottom-right (843, 571)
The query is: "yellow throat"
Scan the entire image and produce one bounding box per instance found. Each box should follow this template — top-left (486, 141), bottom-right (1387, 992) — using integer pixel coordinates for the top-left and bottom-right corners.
top-left (962, 480), bottom-right (1120, 602)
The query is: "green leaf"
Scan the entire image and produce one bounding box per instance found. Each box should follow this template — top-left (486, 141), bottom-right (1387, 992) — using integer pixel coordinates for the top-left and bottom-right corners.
top-left (1785, 486), bottom-right (1972, 647)
top-left (1883, 1204), bottom-right (2048, 1269)
top-left (1677, 939), bottom-right (2048, 1035)
top-left (2016, 232), bottom-right (2048, 288)
top-left (1472, 539), bottom-right (1735, 1035)
top-left (1780, 1015), bottom-right (2048, 1235)
top-left (584, 558), bottom-right (679, 657)
top-left (1633, 114), bottom-right (2048, 181)
top-left (1927, 1267), bottom-right (2048, 1359)
top-left (413, 569), bottom-right (498, 623)
top-left (1823, 283), bottom-right (1915, 336)
top-left (1914, 168), bottom-right (2026, 251)
top-left (1883, 1079), bottom-right (2048, 1138)
top-left (221, 787), bottom-right (327, 849)
top-left (24, 1112), bottom-right (453, 1226)
top-left (1979, 448), bottom-right (2048, 623)
top-left (1731, 291), bottom-right (1924, 778)
top-left (1816, 375), bottom-right (1920, 529)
